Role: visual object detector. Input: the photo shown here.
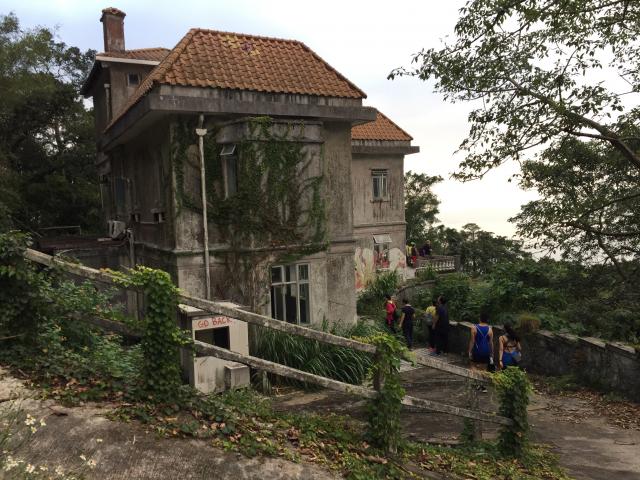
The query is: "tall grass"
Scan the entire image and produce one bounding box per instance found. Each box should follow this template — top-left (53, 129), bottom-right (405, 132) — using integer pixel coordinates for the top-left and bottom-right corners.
top-left (251, 319), bottom-right (384, 386)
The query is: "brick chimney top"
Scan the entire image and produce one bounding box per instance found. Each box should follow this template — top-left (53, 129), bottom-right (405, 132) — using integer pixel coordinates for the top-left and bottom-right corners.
top-left (100, 7), bottom-right (126, 53)
top-left (101, 7), bottom-right (126, 19)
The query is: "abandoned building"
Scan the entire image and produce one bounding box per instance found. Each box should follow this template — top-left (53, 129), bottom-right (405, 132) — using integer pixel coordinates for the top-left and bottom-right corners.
top-left (79, 7), bottom-right (419, 326)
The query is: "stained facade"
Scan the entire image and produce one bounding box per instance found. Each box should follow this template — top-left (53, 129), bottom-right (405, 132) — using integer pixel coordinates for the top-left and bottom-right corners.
top-left (81, 8), bottom-right (418, 325)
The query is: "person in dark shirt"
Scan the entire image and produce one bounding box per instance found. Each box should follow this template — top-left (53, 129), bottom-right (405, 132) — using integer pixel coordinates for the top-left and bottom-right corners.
top-left (399, 298), bottom-right (415, 349)
top-left (431, 295), bottom-right (449, 355)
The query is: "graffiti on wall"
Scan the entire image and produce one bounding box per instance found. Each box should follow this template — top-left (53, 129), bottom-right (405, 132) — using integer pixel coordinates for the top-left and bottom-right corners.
top-left (354, 246), bottom-right (406, 292)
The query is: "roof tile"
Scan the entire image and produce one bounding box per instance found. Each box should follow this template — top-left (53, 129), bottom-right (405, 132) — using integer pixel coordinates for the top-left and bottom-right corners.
top-left (106, 28), bottom-right (365, 131)
top-left (351, 110), bottom-right (413, 141)
top-left (97, 47), bottom-right (170, 62)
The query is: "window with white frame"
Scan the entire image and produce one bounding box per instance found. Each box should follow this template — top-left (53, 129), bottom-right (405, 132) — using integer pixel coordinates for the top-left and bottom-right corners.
top-left (220, 144), bottom-right (238, 198)
top-left (270, 264), bottom-right (310, 324)
top-left (373, 234), bottom-right (392, 269)
top-left (371, 169), bottom-right (388, 200)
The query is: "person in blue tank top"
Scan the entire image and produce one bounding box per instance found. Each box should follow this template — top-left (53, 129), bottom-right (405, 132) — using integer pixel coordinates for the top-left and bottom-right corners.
top-left (467, 311), bottom-right (494, 370)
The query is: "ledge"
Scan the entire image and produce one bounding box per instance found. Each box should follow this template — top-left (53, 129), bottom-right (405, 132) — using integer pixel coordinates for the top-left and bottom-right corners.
top-left (606, 342), bottom-right (638, 359)
top-left (579, 336), bottom-right (607, 349)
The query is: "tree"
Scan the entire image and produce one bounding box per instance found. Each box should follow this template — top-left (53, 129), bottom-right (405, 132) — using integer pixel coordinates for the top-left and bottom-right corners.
top-left (0, 13), bottom-right (99, 233)
top-left (513, 137), bottom-right (640, 278)
top-left (390, 0), bottom-right (640, 272)
top-left (404, 170), bottom-right (442, 244)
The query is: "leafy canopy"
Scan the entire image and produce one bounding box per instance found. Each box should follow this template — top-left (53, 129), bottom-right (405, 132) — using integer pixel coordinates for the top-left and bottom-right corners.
top-left (404, 170), bottom-right (441, 244)
top-left (0, 13), bottom-right (99, 232)
top-left (391, 0), bottom-right (640, 267)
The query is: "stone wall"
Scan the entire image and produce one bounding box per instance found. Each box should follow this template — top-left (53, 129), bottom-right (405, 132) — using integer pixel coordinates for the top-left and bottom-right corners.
top-left (446, 321), bottom-right (640, 401)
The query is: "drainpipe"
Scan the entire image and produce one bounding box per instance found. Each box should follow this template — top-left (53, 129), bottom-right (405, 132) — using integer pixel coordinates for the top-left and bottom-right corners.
top-left (104, 83), bottom-right (112, 121)
top-left (196, 114), bottom-right (211, 299)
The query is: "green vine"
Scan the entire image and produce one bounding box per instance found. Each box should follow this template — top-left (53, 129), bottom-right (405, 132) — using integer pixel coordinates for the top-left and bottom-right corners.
top-left (364, 333), bottom-right (407, 453)
top-left (492, 367), bottom-right (532, 457)
top-left (172, 116), bottom-right (328, 307)
top-left (112, 266), bottom-right (187, 404)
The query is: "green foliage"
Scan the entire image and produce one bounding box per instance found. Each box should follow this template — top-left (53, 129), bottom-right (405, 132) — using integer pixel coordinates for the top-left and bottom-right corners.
top-left (0, 13), bottom-right (100, 233)
top-left (514, 138), bottom-right (640, 270)
top-left (427, 224), bottom-right (529, 276)
top-left (432, 273), bottom-right (472, 319)
top-left (365, 333), bottom-right (406, 452)
top-left (391, 0), bottom-right (640, 271)
top-left (112, 266), bottom-right (186, 404)
top-left (252, 319), bottom-right (382, 386)
top-left (493, 367), bottom-right (532, 457)
top-left (0, 231), bottom-right (51, 341)
top-left (415, 265), bottom-right (437, 282)
top-left (404, 170), bottom-right (442, 244)
top-left (356, 270), bottom-right (401, 318)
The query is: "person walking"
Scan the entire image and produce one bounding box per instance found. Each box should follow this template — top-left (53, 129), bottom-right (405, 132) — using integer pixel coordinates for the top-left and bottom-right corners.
top-left (431, 295), bottom-right (449, 355)
top-left (468, 311), bottom-right (494, 371)
top-left (384, 294), bottom-right (397, 333)
top-left (499, 323), bottom-right (522, 369)
top-left (410, 243), bottom-right (418, 267)
top-left (399, 298), bottom-right (415, 349)
top-left (424, 300), bottom-right (438, 351)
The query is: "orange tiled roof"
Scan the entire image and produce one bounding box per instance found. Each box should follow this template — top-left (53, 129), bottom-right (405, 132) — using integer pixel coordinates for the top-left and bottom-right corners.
top-left (351, 110), bottom-right (413, 141)
top-left (106, 28), bottom-right (366, 131)
top-left (97, 47), bottom-right (170, 62)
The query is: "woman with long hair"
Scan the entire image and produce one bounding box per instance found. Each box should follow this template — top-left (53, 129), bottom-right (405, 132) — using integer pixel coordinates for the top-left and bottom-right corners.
top-left (499, 323), bottom-right (522, 369)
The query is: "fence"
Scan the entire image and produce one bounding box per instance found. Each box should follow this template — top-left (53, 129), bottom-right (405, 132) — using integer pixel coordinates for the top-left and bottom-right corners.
top-left (23, 248), bottom-right (512, 426)
top-left (415, 255), bottom-right (460, 273)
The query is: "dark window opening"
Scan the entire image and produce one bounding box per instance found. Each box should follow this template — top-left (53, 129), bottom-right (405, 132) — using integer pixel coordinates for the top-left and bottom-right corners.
top-left (127, 73), bottom-right (140, 86)
top-left (195, 326), bottom-right (230, 350)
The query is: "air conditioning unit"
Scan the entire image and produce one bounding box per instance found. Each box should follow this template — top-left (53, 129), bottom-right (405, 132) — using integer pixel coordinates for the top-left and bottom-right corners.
top-left (107, 220), bottom-right (126, 239)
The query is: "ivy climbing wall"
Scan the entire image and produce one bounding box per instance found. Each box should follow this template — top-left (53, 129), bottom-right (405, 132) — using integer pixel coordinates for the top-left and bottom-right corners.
top-left (169, 115), bottom-right (358, 325)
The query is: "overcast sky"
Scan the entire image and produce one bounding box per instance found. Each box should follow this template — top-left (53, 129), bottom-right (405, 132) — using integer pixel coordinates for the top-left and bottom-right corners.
top-left (1, 0), bottom-right (538, 237)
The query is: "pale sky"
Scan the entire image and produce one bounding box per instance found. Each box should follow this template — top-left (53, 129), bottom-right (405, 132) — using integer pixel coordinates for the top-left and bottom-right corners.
top-left (1, 0), bottom-right (538, 237)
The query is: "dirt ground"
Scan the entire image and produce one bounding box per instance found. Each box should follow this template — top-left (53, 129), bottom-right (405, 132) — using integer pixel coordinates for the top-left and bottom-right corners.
top-left (2, 351), bottom-right (640, 480)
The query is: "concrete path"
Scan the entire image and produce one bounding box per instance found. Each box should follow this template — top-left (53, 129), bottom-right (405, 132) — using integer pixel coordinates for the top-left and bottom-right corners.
top-left (274, 352), bottom-right (640, 480)
top-left (0, 367), bottom-right (336, 480)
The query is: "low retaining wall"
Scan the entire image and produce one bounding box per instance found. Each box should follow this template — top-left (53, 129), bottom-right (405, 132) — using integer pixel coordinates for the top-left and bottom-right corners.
top-left (447, 322), bottom-right (640, 402)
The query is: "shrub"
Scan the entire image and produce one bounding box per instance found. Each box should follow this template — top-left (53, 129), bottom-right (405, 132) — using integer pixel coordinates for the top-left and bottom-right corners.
top-left (357, 270), bottom-right (401, 318)
top-left (416, 265), bottom-right (437, 282)
top-left (252, 319), bottom-right (383, 386)
top-left (493, 367), bottom-right (532, 457)
top-left (432, 273), bottom-right (472, 319)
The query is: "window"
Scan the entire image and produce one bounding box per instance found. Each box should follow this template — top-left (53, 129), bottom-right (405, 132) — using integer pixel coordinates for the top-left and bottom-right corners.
top-left (127, 73), bottom-right (140, 86)
top-left (221, 144), bottom-right (238, 198)
top-left (153, 211), bottom-right (165, 223)
top-left (373, 234), bottom-right (392, 269)
top-left (270, 264), bottom-right (310, 324)
top-left (372, 170), bottom-right (388, 200)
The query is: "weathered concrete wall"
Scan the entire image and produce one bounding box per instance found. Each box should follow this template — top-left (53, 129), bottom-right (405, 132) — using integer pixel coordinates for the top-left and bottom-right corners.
top-left (447, 322), bottom-right (640, 401)
top-left (323, 122), bottom-right (357, 324)
top-left (351, 154), bottom-right (406, 291)
top-left (108, 118), bottom-right (174, 251)
top-left (108, 63), bottom-right (156, 120)
top-left (351, 154), bottom-right (404, 227)
top-left (353, 226), bottom-right (405, 292)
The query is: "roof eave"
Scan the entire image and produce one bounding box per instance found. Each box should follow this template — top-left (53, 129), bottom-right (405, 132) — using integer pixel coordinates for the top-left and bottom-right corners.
top-left (351, 140), bottom-right (420, 155)
top-left (101, 86), bottom-right (378, 150)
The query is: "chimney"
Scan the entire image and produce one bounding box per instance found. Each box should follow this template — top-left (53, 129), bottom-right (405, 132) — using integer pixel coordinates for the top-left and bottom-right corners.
top-left (100, 7), bottom-right (126, 53)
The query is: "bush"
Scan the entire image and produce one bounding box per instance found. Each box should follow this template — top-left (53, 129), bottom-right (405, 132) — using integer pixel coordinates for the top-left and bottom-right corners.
top-left (357, 270), bottom-right (401, 318)
top-left (432, 273), bottom-right (472, 319)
